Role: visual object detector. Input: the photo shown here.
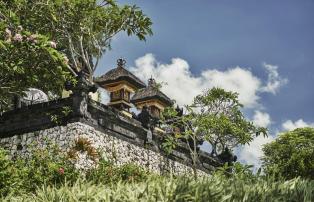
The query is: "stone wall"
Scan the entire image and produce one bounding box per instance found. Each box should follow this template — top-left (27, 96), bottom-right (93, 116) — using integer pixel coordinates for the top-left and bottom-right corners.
top-left (0, 93), bottom-right (221, 175)
top-left (0, 122), bottom-right (207, 175)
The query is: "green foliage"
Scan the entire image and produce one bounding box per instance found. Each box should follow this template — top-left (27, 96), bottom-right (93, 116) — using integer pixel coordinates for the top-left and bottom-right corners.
top-left (0, 142), bottom-right (79, 197)
top-left (262, 127), bottom-right (314, 180)
top-left (1, 0), bottom-right (152, 78)
top-left (163, 88), bottom-right (267, 156)
top-left (0, 22), bottom-right (73, 111)
top-left (0, 149), bottom-right (26, 197)
top-left (86, 158), bottom-right (148, 184)
top-left (161, 88), bottom-right (267, 179)
top-left (22, 141), bottom-right (80, 191)
top-left (3, 175), bottom-right (314, 201)
top-left (191, 88), bottom-right (267, 154)
top-left (0, 0), bottom-right (152, 110)
top-left (0, 145), bottom-right (147, 197)
top-left (46, 106), bottom-right (73, 125)
top-left (1, 145), bottom-right (314, 201)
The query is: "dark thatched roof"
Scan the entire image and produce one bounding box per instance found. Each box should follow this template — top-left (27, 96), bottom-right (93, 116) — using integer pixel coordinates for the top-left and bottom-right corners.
top-left (131, 78), bottom-right (173, 107)
top-left (95, 59), bottom-right (146, 89)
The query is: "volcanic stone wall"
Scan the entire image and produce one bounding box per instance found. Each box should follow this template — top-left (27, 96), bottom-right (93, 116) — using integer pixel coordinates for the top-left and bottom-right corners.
top-left (0, 97), bottom-right (219, 175)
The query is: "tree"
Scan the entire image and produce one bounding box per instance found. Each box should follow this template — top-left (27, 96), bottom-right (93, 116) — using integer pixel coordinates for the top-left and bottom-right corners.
top-left (0, 22), bottom-right (73, 111)
top-left (162, 88), bottom-right (267, 178)
top-left (262, 127), bottom-right (314, 180)
top-left (0, 0), bottom-right (152, 110)
top-left (1, 0), bottom-right (152, 80)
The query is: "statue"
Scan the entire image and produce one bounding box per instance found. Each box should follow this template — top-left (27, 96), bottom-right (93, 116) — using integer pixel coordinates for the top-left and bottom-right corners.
top-left (136, 105), bottom-right (151, 129)
top-left (66, 71), bottom-right (97, 118)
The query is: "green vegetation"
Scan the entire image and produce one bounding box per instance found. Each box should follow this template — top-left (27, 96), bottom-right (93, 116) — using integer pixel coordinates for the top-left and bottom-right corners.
top-left (1, 0), bottom-right (152, 79)
top-left (262, 127), bottom-right (314, 180)
top-left (0, 0), bottom-right (152, 111)
top-left (2, 167), bottom-right (314, 201)
top-left (0, 143), bottom-right (147, 198)
top-left (1, 143), bottom-right (313, 201)
top-left (162, 87), bottom-right (267, 178)
top-left (0, 21), bottom-right (73, 111)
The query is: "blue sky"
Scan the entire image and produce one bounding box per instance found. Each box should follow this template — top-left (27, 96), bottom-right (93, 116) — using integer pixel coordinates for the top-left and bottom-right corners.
top-left (96, 0), bottom-right (314, 167)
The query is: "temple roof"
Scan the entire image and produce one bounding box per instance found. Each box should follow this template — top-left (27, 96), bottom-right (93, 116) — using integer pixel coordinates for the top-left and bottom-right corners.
top-left (94, 58), bottom-right (146, 89)
top-left (131, 78), bottom-right (173, 107)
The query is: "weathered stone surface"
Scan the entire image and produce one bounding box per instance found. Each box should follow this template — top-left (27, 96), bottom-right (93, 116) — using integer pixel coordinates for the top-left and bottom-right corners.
top-left (0, 96), bottom-right (220, 175)
top-left (0, 122), bottom-right (207, 175)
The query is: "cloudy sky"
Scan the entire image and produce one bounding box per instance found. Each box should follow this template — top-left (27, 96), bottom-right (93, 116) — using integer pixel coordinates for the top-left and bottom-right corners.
top-left (95, 0), bottom-right (314, 168)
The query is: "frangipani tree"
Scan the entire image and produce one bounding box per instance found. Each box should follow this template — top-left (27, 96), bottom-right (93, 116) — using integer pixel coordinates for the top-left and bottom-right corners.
top-left (0, 23), bottom-right (73, 111)
top-left (162, 88), bottom-right (267, 178)
top-left (0, 0), bottom-right (152, 110)
top-left (2, 0), bottom-right (152, 79)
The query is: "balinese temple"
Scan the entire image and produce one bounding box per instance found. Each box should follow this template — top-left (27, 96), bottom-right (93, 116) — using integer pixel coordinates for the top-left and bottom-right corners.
top-left (95, 58), bottom-right (146, 114)
top-left (131, 77), bottom-right (173, 118)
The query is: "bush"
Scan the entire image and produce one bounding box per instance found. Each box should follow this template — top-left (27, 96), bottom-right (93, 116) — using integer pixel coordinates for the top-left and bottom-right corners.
top-left (86, 158), bottom-right (148, 184)
top-left (0, 149), bottom-right (26, 196)
top-left (0, 144), bottom-right (147, 197)
top-left (0, 141), bottom-right (80, 197)
top-left (20, 141), bottom-right (80, 191)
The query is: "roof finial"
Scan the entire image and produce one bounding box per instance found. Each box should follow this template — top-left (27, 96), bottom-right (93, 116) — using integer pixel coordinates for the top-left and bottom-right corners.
top-left (117, 58), bottom-right (126, 68)
top-left (148, 76), bottom-right (156, 87)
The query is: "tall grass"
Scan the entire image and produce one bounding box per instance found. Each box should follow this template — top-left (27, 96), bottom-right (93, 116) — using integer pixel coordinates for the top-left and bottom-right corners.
top-left (3, 175), bottom-right (313, 202)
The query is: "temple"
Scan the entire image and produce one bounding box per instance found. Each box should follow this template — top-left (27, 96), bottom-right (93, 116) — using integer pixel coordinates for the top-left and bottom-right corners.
top-left (95, 58), bottom-right (146, 114)
top-left (131, 77), bottom-right (173, 118)
top-left (0, 58), bottom-right (226, 175)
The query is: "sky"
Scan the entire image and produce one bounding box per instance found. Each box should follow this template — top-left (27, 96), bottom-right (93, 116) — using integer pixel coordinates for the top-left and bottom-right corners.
top-left (95, 0), bottom-right (314, 168)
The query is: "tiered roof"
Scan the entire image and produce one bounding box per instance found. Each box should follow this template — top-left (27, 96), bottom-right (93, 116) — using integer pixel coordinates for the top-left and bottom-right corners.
top-left (95, 59), bottom-right (146, 89)
top-left (131, 78), bottom-right (173, 106)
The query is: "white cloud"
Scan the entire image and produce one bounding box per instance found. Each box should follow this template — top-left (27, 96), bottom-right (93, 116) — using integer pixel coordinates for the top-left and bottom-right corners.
top-left (201, 68), bottom-right (261, 108)
top-left (252, 110), bottom-right (271, 128)
top-left (282, 119), bottom-right (314, 131)
top-left (131, 54), bottom-right (204, 106)
top-left (128, 54), bottom-right (288, 167)
top-left (130, 54), bottom-right (286, 108)
top-left (260, 63), bottom-right (288, 94)
top-left (237, 135), bottom-right (274, 167)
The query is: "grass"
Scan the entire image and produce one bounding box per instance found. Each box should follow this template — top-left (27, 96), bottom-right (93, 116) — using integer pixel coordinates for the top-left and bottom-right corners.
top-left (3, 175), bottom-right (314, 202)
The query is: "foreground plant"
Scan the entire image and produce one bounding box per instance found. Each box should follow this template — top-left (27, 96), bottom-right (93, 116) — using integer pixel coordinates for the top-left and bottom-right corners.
top-left (3, 175), bottom-right (313, 202)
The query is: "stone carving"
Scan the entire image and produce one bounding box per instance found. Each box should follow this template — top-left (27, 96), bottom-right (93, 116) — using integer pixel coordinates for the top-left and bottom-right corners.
top-left (135, 105), bottom-right (151, 129)
top-left (66, 71), bottom-right (97, 119)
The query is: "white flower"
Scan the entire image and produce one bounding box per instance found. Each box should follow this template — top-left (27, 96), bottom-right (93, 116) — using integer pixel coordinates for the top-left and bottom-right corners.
top-left (49, 41), bottom-right (57, 48)
top-left (13, 33), bottom-right (23, 42)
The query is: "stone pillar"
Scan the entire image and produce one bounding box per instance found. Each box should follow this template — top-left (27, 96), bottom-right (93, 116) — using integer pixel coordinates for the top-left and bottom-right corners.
top-left (66, 71), bottom-right (97, 119)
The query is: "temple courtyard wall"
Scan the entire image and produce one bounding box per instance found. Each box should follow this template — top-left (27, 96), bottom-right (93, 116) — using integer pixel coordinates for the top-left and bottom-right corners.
top-left (0, 96), bottom-right (219, 175)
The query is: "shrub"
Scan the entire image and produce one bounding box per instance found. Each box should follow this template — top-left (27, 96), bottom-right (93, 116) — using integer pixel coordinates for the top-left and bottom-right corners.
top-left (0, 148), bottom-right (27, 196)
top-left (21, 141), bottom-right (80, 191)
top-left (86, 159), bottom-right (148, 184)
top-left (0, 141), bottom-right (80, 197)
top-left (2, 176), bottom-right (314, 201)
top-left (68, 137), bottom-right (99, 162)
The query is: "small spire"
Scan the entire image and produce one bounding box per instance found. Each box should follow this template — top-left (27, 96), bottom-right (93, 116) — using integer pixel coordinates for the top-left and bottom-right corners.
top-left (148, 76), bottom-right (156, 87)
top-left (117, 58), bottom-right (126, 68)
